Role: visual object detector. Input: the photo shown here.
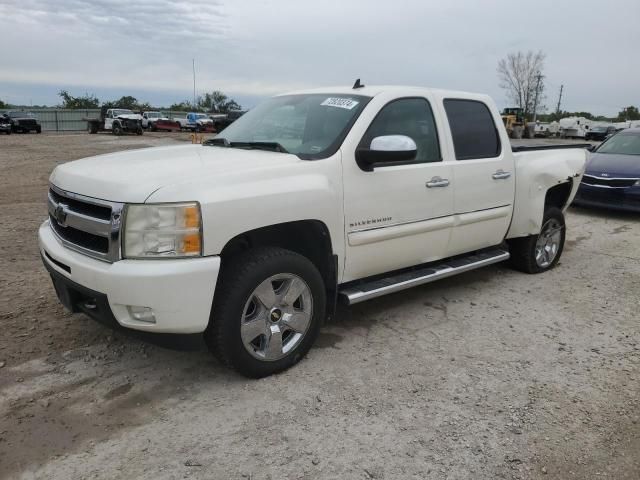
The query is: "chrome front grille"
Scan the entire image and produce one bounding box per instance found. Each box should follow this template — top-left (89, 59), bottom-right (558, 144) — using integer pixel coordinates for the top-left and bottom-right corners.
top-left (47, 185), bottom-right (124, 262)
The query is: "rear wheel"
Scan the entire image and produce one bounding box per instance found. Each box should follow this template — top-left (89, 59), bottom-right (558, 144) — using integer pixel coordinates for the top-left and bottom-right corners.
top-left (205, 247), bottom-right (326, 378)
top-left (508, 207), bottom-right (565, 274)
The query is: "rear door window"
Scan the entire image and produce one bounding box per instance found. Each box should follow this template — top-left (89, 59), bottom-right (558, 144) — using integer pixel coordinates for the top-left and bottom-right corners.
top-left (443, 99), bottom-right (501, 160)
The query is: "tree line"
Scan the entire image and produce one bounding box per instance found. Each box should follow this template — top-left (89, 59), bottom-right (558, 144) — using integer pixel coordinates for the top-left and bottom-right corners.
top-left (0, 90), bottom-right (242, 113)
top-left (497, 50), bottom-right (639, 123)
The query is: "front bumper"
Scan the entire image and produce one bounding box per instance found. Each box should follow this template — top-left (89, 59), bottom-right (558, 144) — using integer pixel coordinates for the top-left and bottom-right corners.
top-left (573, 184), bottom-right (640, 212)
top-left (39, 220), bottom-right (220, 333)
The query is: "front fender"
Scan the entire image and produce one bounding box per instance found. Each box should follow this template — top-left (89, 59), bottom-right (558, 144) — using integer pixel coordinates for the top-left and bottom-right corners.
top-left (145, 154), bottom-right (345, 271)
top-left (507, 148), bottom-right (587, 239)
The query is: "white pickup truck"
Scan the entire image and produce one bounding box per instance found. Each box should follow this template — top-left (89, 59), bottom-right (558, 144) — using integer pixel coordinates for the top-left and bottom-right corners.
top-left (141, 111), bottom-right (167, 130)
top-left (40, 85), bottom-right (587, 377)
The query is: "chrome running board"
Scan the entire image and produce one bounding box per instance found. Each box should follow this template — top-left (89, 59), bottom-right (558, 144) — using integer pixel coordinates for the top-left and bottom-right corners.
top-left (339, 248), bottom-right (510, 305)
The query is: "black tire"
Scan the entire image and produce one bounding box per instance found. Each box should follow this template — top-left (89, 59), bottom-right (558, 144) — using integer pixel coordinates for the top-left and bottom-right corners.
top-left (112, 122), bottom-right (123, 136)
top-left (5, 129), bottom-right (10, 135)
top-left (508, 207), bottom-right (565, 274)
top-left (136, 126), bottom-right (143, 135)
top-left (89, 123), bottom-right (99, 134)
top-left (205, 247), bottom-right (326, 378)
top-left (36, 126), bottom-right (41, 133)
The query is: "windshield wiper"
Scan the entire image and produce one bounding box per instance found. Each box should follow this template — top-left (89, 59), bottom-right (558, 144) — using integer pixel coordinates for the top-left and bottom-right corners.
top-left (203, 138), bottom-right (288, 153)
top-left (203, 137), bottom-right (230, 147)
top-left (229, 141), bottom-right (289, 153)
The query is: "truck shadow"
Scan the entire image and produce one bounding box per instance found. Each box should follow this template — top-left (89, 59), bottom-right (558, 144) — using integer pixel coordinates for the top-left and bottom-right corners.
top-left (569, 205), bottom-right (640, 222)
top-left (327, 263), bottom-right (511, 341)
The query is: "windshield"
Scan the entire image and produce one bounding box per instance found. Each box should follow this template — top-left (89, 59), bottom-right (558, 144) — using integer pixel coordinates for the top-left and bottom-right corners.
top-left (591, 127), bottom-right (607, 132)
top-left (596, 132), bottom-right (640, 155)
top-left (210, 93), bottom-right (370, 159)
top-left (113, 109), bottom-right (134, 116)
top-left (195, 114), bottom-right (208, 119)
top-left (147, 112), bottom-right (161, 118)
top-left (8, 111), bottom-right (34, 118)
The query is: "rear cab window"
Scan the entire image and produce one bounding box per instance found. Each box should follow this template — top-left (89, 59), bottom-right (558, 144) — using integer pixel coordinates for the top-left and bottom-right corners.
top-left (443, 99), bottom-right (501, 160)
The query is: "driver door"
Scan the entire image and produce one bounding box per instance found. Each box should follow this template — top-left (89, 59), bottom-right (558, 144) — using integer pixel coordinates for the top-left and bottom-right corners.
top-left (342, 97), bottom-right (455, 282)
top-left (105, 110), bottom-right (113, 130)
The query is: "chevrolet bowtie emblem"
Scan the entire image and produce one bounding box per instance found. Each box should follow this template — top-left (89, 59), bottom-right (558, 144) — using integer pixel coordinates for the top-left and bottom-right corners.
top-left (54, 203), bottom-right (69, 227)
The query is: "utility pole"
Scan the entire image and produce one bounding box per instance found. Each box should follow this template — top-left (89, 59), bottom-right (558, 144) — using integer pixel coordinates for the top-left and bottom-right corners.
top-left (192, 58), bottom-right (196, 109)
top-left (555, 84), bottom-right (563, 115)
top-left (532, 72), bottom-right (543, 123)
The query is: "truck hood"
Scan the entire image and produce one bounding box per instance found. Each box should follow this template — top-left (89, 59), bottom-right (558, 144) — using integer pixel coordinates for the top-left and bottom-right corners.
top-left (49, 144), bottom-right (302, 203)
top-left (117, 114), bottom-right (142, 121)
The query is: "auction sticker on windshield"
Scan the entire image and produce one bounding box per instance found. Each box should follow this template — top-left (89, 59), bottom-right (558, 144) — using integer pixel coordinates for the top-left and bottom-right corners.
top-left (321, 97), bottom-right (359, 110)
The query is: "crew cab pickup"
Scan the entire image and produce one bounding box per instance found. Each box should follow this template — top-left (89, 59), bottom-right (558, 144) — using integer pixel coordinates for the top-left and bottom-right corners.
top-left (141, 111), bottom-right (166, 129)
top-left (6, 110), bottom-right (42, 133)
top-left (39, 85), bottom-right (587, 377)
top-left (141, 111), bottom-right (180, 132)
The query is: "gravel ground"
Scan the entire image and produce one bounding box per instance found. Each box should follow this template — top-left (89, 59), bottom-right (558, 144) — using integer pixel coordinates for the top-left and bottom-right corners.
top-left (0, 132), bottom-right (638, 480)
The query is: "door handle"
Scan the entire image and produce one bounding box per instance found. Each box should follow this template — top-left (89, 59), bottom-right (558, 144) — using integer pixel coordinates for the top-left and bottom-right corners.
top-left (492, 169), bottom-right (511, 180)
top-left (426, 176), bottom-right (450, 188)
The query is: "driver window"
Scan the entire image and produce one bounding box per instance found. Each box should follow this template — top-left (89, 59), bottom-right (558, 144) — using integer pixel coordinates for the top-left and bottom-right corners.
top-left (360, 98), bottom-right (441, 163)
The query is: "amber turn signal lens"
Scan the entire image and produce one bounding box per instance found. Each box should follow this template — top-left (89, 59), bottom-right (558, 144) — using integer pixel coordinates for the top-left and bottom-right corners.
top-left (183, 205), bottom-right (200, 229)
top-left (182, 233), bottom-right (201, 254)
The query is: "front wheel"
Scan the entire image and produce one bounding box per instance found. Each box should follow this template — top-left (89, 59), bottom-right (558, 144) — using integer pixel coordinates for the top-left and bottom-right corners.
top-left (205, 247), bottom-right (326, 378)
top-left (112, 123), bottom-right (123, 136)
top-left (508, 207), bottom-right (565, 274)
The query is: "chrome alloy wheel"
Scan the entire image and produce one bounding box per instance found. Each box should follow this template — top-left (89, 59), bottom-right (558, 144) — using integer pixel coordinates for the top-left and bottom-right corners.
top-left (240, 274), bottom-right (313, 361)
top-left (535, 218), bottom-right (563, 268)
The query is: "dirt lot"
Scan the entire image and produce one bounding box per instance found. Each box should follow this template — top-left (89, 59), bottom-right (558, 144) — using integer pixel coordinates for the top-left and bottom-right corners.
top-left (1, 132), bottom-right (638, 480)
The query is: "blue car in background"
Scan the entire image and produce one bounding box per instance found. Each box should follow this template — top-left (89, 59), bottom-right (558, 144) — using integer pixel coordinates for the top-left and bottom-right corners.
top-left (573, 128), bottom-right (640, 212)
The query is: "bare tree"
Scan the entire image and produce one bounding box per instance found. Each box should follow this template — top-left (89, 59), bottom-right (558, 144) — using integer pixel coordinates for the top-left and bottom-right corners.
top-left (497, 51), bottom-right (546, 120)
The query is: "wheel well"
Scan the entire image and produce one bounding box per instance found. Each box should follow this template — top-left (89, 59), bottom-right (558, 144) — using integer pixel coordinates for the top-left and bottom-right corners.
top-left (545, 181), bottom-right (572, 210)
top-left (220, 220), bottom-right (338, 316)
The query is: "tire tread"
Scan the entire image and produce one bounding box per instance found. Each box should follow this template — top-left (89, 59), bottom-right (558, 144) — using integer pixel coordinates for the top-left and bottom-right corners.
top-left (205, 247), bottom-right (325, 377)
top-left (508, 207), bottom-right (565, 274)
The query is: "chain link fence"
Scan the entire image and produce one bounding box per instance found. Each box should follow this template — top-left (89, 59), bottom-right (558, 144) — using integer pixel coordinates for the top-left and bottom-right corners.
top-left (0, 109), bottom-right (193, 131)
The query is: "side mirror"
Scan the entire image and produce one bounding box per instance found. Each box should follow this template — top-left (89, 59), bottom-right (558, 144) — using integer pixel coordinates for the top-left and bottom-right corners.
top-left (356, 135), bottom-right (417, 171)
top-left (586, 144), bottom-right (596, 152)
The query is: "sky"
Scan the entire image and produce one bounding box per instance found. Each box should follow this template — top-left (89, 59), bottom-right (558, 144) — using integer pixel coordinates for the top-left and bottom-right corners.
top-left (0, 0), bottom-right (638, 116)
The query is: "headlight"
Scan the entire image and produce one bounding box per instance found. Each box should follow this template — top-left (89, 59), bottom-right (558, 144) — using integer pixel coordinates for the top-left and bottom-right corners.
top-left (634, 180), bottom-right (640, 186)
top-left (123, 202), bottom-right (202, 258)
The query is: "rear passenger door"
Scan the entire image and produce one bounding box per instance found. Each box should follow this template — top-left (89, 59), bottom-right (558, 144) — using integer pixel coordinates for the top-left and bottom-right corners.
top-left (442, 98), bottom-right (515, 257)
